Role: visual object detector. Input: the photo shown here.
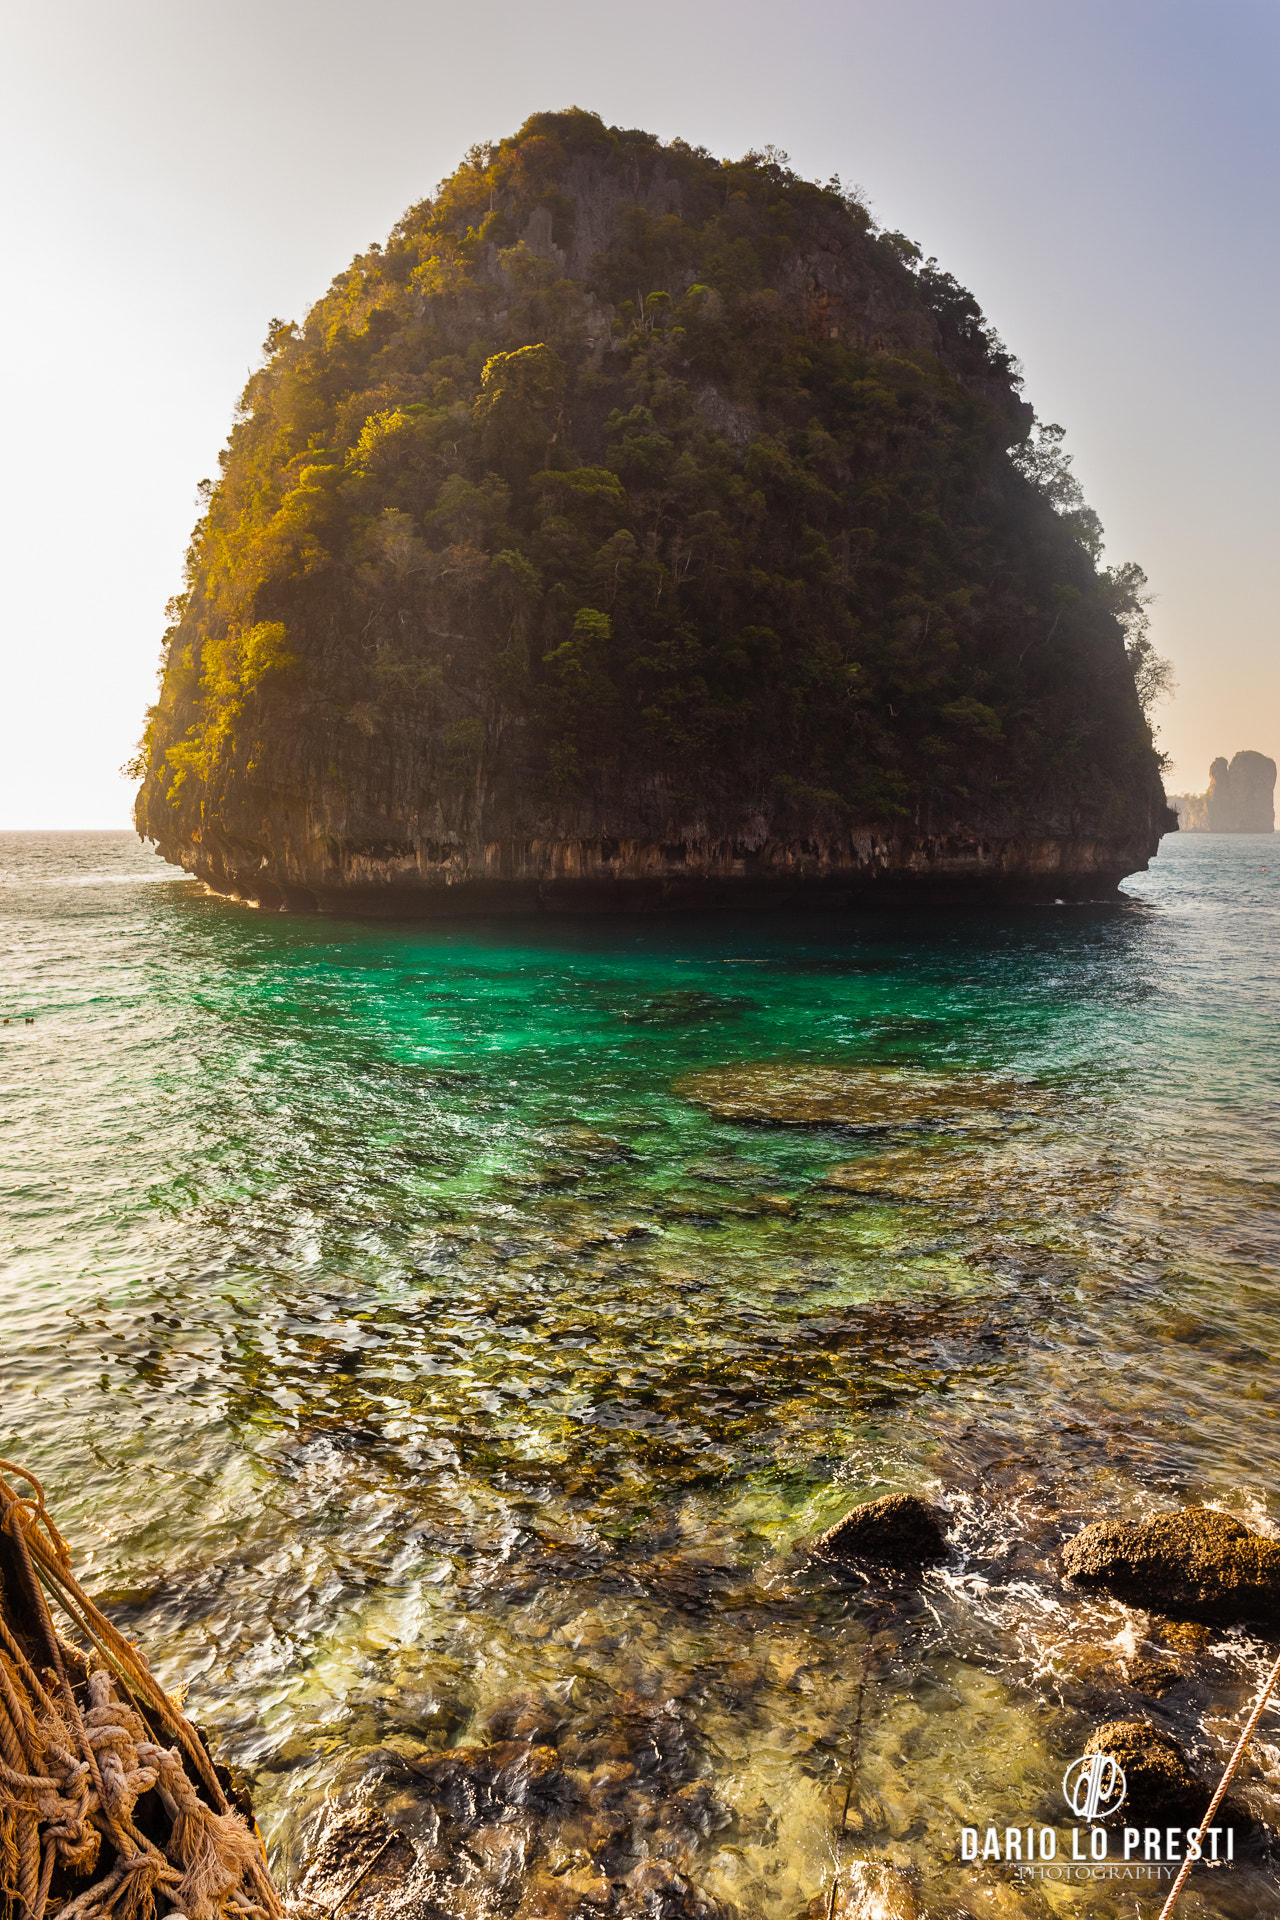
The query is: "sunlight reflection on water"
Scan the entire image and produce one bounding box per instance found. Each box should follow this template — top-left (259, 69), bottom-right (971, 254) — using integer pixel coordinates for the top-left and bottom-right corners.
top-left (2, 829), bottom-right (1278, 1916)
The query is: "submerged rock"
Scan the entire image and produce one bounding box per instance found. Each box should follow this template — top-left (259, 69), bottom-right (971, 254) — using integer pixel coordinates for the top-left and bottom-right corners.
top-left (802, 1863), bottom-right (921, 1920)
top-left (1118, 1650), bottom-right (1186, 1698)
top-left (514, 1869), bottom-right (613, 1919)
top-left (288, 1810), bottom-right (432, 1920)
top-left (1061, 1508), bottom-right (1280, 1626)
top-left (619, 1858), bottom-right (731, 1918)
top-left (410, 1739), bottom-right (575, 1819)
top-left (814, 1139), bottom-right (1119, 1221)
top-left (674, 1065), bottom-right (1042, 1131)
top-left (538, 1127), bottom-right (635, 1163)
top-left (813, 1492), bottom-right (949, 1567)
top-left (682, 1157), bottom-right (776, 1186)
top-left (1082, 1721), bottom-right (1205, 1826)
top-left (485, 1692), bottom-right (567, 1745)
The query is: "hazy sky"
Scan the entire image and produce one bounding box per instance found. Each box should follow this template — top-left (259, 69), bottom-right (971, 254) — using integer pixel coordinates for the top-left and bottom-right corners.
top-left (2, 0), bottom-right (1276, 826)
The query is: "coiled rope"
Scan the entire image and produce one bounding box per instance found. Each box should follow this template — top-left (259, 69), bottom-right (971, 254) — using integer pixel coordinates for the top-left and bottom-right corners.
top-left (0, 1461), bottom-right (281, 1920)
top-left (1156, 1639), bottom-right (1280, 1918)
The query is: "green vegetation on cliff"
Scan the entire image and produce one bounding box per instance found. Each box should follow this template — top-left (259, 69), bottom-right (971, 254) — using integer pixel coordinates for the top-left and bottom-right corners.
top-left (135, 109), bottom-right (1167, 873)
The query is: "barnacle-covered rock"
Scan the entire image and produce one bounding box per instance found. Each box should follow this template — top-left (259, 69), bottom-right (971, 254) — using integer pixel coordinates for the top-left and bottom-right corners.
top-left (1062, 1508), bottom-right (1280, 1626)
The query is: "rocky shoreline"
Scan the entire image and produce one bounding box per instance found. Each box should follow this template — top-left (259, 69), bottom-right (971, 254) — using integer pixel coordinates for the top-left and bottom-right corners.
top-left (276, 1499), bottom-right (1278, 1920)
top-left (144, 822), bottom-right (1168, 916)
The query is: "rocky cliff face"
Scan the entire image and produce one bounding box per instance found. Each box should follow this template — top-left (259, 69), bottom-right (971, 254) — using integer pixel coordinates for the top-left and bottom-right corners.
top-left (1171, 751), bottom-right (1276, 832)
top-left (158, 816), bottom-right (1169, 915)
top-left (134, 110), bottom-right (1173, 912)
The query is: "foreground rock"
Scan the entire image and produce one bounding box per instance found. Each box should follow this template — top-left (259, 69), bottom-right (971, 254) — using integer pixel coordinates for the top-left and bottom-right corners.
top-left (288, 1679), bottom-right (742, 1920)
top-left (411, 1738), bottom-right (575, 1818)
top-left (1062, 1508), bottom-right (1280, 1626)
top-left (1083, 1722), bottom-right (1205, 1826)
top-left (815, 1140), bottom-right (1119, 1220)
top-left (814, 1493), bottom-right (950, 1567)
top-left (674, 1065), bottom-right (1044, 1131)
top-left (292, 1803), bottom-right (736, 1920)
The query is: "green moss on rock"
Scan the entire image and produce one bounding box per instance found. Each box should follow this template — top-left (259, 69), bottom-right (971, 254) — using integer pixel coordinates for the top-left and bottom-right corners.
top-left (673, 1064), bottom-right (1045, 1129)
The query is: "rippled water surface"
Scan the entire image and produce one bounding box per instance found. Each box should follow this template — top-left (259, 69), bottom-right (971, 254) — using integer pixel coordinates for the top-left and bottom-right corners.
top-left (4, 830), bottom-right (1279, 1918)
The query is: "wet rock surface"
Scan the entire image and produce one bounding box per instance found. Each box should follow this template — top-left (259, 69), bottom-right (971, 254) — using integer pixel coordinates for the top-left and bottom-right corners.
top-left (813, 1493), bottom-right (950, 1568)
top-left (1083, 1720), bottom-right (1206, 1826)
top-left (801, 1863), bottom-right (921, 1919)
top-left (1062, 1508), bottom-right (1280, 1626)
top-left (288, 1809), bottom-right (430, 1920)
top-left (410, 1739), bottom-right (575, 1820)
top-left (289, 1682), bottom-right (739, 1920)
top-left (814, 1139), bottom-right (1123, 1222)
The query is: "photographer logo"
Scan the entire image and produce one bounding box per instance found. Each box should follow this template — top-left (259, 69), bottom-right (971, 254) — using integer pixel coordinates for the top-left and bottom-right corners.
top-left (1062, 1752), bottom-right (1127, 1822)
top-left (957, 1741), bottom-right (1234, 1884)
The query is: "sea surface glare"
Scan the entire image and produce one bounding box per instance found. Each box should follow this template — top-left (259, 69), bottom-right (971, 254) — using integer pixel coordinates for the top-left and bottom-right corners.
top-left (3, 830), bottom-right (1279, 1916)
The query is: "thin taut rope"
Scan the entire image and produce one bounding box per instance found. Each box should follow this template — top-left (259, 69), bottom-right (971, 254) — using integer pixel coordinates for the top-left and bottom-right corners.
top-left (1156, 1640), bottom-right (1280, 1919)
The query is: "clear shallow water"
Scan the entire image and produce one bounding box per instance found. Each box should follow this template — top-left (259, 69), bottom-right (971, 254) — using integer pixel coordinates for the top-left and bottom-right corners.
top-left (3, 830), bottom-right (1280, 1918)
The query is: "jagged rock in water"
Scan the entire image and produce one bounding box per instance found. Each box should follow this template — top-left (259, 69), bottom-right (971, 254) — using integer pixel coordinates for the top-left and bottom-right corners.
top-left (1061, 1507), bottom-right (1280, 1626)
top-left (813, 1491), bottom-right (949, 1566)
top-left (1082, 1721), bottom-right (1206, 1826)
top-left (288, 1676), bottom-right (745, 1920)
top-left (292, 1771), bottom-right (736, 1920)
top-left (135, 110), bottom-right (1171, 914)
top-left (1171, 750), bottom-right (1276, 832)
top-left (618, 1859), bottom-right (732, 1919)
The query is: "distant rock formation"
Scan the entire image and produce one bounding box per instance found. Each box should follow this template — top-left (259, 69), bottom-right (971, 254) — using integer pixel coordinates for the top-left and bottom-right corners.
top-left (1171, 750), bottom-right (1276, 832)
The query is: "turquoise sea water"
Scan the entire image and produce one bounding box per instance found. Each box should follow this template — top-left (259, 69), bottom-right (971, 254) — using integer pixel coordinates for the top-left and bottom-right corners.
top-left (3, 829), bottom-right (1279, 1917)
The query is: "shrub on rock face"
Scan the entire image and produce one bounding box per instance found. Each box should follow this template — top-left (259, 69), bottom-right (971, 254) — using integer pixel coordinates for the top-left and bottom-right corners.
top-left (1062, 1508), bottom-right (1280, 1627)
top-left (813, 1491), bottom-right (949, 1566)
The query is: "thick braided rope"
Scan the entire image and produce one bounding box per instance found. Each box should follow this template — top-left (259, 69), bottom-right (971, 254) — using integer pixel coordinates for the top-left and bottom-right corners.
top-left (0, 1462), bottom-right (282, 1920)
top-left (0, 1649), bottom-right (49, 1919)
top-left (0, 1466), bottom-right (225, 1809)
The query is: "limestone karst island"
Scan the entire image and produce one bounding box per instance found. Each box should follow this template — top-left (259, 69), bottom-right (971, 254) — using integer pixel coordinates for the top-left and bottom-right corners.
top-left (1171, 750), bottom-right (1277, 833)
top-left (133, 110), bottom-right (1172, 914)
